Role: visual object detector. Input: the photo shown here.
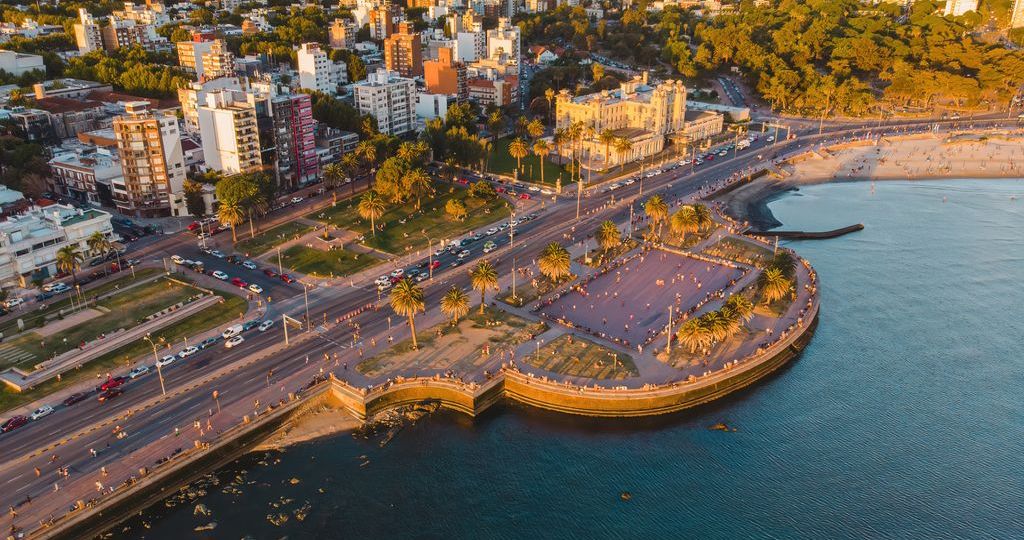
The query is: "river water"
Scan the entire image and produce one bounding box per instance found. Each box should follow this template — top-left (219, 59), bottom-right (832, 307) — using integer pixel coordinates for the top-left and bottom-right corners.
top-left (116, 179), bottom-right (1024, 540)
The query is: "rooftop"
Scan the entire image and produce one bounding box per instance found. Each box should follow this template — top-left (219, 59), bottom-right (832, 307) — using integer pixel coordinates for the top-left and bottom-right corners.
top-left (34, 97), bottom-right (105, 114)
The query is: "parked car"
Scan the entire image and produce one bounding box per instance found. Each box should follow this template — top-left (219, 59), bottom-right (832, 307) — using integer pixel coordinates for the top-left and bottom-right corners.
top-left (242, 320), bottom-right (261, 331)
top-left (291, 196), bottom-right (304, 204)
top-left (212, 270), bottom-right (229, 280)
top-left (1, 415), bottom-right (29, 432)
top-left (63, 392), bottom-right (89, 406)
top-left (178, 346), bottom-right (199, 359)
top-left (198, 337), bottom-right (218, 349)
top-left (97, 388), bottom-right (123, 402)
top-left (242, 261), bottom-right (257, 270)
top-left (280, 274), bottom-right (295, 284)
top-left (4, 298), bottom-right (24, 309)
top-left (29, 405), bottom-right (54, 420)
top-left (156, 355), bottom-right (175, 368)
top-left (248, 283), bottom-right (263, 294)
top-left (100, 376), bottom-right (126, 391)
top-left (225, 335), bottom-right (245, 348)
top-left (263, 269), bottom-right (278, 278)
top-left (230, 277), bottom-right (248, 288)
top-left (128, 365), bottom-right (149, 379)
top-left (170, 255), bottom-right (185, 265)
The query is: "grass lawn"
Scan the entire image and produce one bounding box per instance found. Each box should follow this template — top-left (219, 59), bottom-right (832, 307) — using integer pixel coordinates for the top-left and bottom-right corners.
top-left (309, 187), bottom-right (509, 254)
top-left (702, 237), bottom-right (774, 268)
top-left (280, 245), bottom-right (380, 277)
top-left (487, 136), bottom-right (567, 187)
top-left (0, 268), bottom-right (163, 338)
top-left (235, 222), bottom-right (314, 257)
top-left (357, 307), bottom-right (546, 377)
top-left (524, 333), bottom-right (638, 380)
top-left (0, 291), bottom-right (247, 414)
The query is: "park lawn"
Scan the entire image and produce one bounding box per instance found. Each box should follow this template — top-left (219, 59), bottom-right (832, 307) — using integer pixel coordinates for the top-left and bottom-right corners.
top-left (487, 136), bottom-right (567, 187)
top-left (524, 334), bottom-right (638, 380)
top-left (702, 237), bottom-right (774, 268)
top-left (0, 268), bottom-right (163, 338)
top-left (235, 221), bottom-right (314, 257)
top-left (310, 188), bottom-right (509, 254)
top-left (356, 307), bottom-right (546, 377)
top-left (280, 245), bottom-right (380, 277)
top-left (0, 291), bottom-right (247, 414)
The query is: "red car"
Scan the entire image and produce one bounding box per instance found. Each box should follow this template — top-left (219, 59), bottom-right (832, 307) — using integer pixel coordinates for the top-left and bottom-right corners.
top-left (263, 269), bottom-right (278, 278)
top-left (519, 193), bottom-right (531, 200)
top-left (495, 186), bottom-right (507, 193)
top-left (186, 222), bottom-right (200, 231)
top-left (429, 260), bottom-right (441, 270)
top-left (280, 274), bottom-right (295, 284)
top-left (1, 415), bottom-right (28, 433)
top-left (100, 376), bottom-right (125, 392)
top-left (230, 277), bottom-right (248, 288)
top-left (456, 178), bottom-right (469, 185)
top-left (97, 388), bottom-right (123, 402)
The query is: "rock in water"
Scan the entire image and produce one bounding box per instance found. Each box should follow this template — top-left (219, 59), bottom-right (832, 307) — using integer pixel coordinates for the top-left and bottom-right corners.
top-left (620, 491), bottom-right (632, 501)
top-left (193, 522), bottom-right (217, 532)
top-left (709, 422), bottom-right (730, 431)
top-left (289, 477), bottom-right (300, 485)
top-left (194, 504), bottom-right (211, 516)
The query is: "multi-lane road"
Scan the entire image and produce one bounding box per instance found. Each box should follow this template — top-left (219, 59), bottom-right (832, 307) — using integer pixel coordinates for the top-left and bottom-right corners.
top-left (0, 114), bottom-right (1018, 535)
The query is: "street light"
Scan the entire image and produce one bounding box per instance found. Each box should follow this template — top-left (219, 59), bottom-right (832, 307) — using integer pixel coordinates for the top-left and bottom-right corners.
top-left (302, 282), bottom-right (311, 332)
top-left (422, 231), bottom-right (435, 279)
top-left (143, 333), bottom-right (166, 396)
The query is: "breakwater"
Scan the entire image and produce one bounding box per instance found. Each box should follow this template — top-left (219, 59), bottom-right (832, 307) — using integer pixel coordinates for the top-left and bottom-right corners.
top-left (755, 224), bottom-right (864, 239)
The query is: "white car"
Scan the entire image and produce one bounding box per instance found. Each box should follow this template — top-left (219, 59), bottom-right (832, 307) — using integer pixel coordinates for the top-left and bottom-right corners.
top-left (178, 346), bottom-right (199, 359)
top-left (128, 365), bottom-right (149, 379)
top-left (291, 196), bottom-right (304, 204)
top-left (225, 335), bottom-right (244, 348)
top-left (483, 242), bottom-right (497, 254)
top-left (390, 268), bottom-right (404, 278)
top-left (528, 186), bottom-right (541, 192)
top-left (222, 324), bottom-right (243, 339)
top-left (767, 136), bottom-right (775, 142)
top-left (212, 270), bottom-right (229, 280)
top-left (170, 255), bottom-right (185, 264)
top-left (415, 273), bottom-right (428, 282)
top-left (258, 319), bottom-right (274, 332)
top-left (210, 250), bottom-right (225, 258)
top-left (248, 283), bottom-right (264, 294)
top-left (156, 355), bottom-right (176, 368)
top-left (242, 261), bottom-right (257, 270)
top-left (4, 298), bottom-right (24, 309)
top-left (377, 281), bottom-right (392, 291)
top-left (485, 227), bottom-right (499, 235)
top-left (457, 249), bottom-right (470, 259)
top-left (30, 405), bottom-right (54, 420)
top-left (374, 275), bottom-right (390, 286)
top-left (541, 189), bottom-right (553, 195)
top-left (623, 178), bottom-right (635, 185)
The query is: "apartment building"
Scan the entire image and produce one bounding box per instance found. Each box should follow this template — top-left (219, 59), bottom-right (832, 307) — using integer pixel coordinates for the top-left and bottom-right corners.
top-left (196, 89), bottom-right (262, 175)
top-left (486, 17), bottom-right (520, 66)
top-left (176, 34), bottom-right (217, 77)
top-left (0, 205), bottom-right (115, 287)
top-left (48, 146), bottom-right (123, 207)
top-left (111, 102), bottom-right (187, 217)
top-left (73, 8), bottom-right (104, 54)
top-left (383, 22), bottom-right (423, 78)
top-left (353, 69), bottom-right (416, 136)
top-left (178, 76), bottom-right (248, 133)
top-left (329, 18), bottom-right (357, 49)
top-left (270, 93), bottom-right (318, 187)
top-left (424, 47), bottom-right (467, 102)
top-left (200, 39), bottom-right (235, 80)
top-left (297, 43), bottom-right (348, 95)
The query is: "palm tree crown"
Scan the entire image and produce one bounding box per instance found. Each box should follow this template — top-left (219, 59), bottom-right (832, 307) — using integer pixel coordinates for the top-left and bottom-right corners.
top-left (358, 190), bottom-right (387, 238)
top-left (595, 220), bottom-right (621, 253)
top-left (644, 195), bottom-right (669, 237)
top-left (56, 245), bottom-right (84, 286)
top-left (217, 200), bottom-right (244, 243)
top-left (440, 287), bottom-right (470, 325)
top-left (389, 278), bottom-right (425, 349)
top-left (469, 260), bottom-right (499, 314)
top-left (538, 242), bottom-right (571, 282)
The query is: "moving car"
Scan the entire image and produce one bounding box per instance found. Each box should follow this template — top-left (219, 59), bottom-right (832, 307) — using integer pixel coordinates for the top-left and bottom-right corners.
top-left (248, 283), bottom-right (264, 294)
top-left (128, 365), bottom-right (149, 379)
top-left (242, 320), bottom-right (261, 331)
top-left (170, 255), bottom-right (185, 264)
top-left (242, 261), bottom-right (258, 270)
top-left (30, 405), bottom-right (54, 420)
top-left (156, 355), bottom-right (176, 368)
top-left (62, 392), bottom-right (89, 406)
top-left (230, 277), bottom-right (248, 288)
top-left (225, 335), bottom-right (245, 348)
top-left (222, 324), bottom-right (244, 339)
top-left (178, 346), bottom-right (199, 359)
top-left (1, 415), bottom-right (28, 432)
top-left (198, 337), bottom-right (218, 349)
top-left (212, 270), bottom-right (229, 280)
top-left (97, 388), bottom-right (123, 402)
top-left (280, 274), bottom-right (296, 284)
top-left (210, 250), bottom-right (225, 258)
top-left (100, 376), bottom-right (126, 391)
top-left (291, 196), bottom-right (304, 204)
top-left (483, 241), bottom-right (497, 253)
top-left (263, 269), bottom-right (278, 278)
top-left (258, 320), bottom-right (274, 332)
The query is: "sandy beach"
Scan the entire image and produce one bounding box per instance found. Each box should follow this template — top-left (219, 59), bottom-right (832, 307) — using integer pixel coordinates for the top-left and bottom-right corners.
top-left (717, 133), bottom-right (1024, 229)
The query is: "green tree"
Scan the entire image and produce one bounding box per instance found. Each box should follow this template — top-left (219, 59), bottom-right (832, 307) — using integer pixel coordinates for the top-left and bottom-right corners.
top-left (440, 286), bottom-right (470, 325)
top-left (55, 245), bottom-right (84, 288)
top-left (758, 267), bottom-right (792, 305)
top-left (445, 198), bottom-right (467, 221)
top-left (389, 278), bottom-right (425, 350)
top-left (595, 220), bottom-right (621, 254)
top-left (532, 139), bottom-right (550, 186)
top-left (644, 195), bottom-right (669, 238)
top-left (614, 137), bottom-right (633, 171)
top-left (669, 205), bottom-right (698, 241)
top-left (217, 199), bottom-right (244, 243)
top-left (469, 260), bottom-right (499, 314)
top-left (86, 231), bottom-right (111, 258)
top-left (537, 242), bottom-right (571, 282)
top-left (508, 137), bottom-right (529, 178)
top-left (183, 179), bottom-right (206, 217)
top-left (403, 167), bottom-right (434, 210)
top-left (676, 318), bottom-right (709, 353)
top-left (357, 190), bottom-right (387, 238)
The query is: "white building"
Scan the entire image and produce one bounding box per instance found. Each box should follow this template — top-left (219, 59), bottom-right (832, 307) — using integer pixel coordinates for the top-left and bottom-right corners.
top-left (0, 50), bottom-right (44, 77)
top-left (352, 69), bottom-right (417, 136)
top-left (48, 146), bottom-right (123, 207)
top-left (73, 8), bottom-right (104, 54)
top-left (415, 92), bottom-right (449, 123)
top-left (944, 0), bottom-right (978, 16)
top-left (196, 89), bottom-right (262, 175)
top-left (297, 42), bottom-right (348, 95)
top-left (486, 17), bottom-right (520, 66)
top-left (178, 76), bottom-right (248, 133)
top-left (0, 204), bottom-right (115, 288)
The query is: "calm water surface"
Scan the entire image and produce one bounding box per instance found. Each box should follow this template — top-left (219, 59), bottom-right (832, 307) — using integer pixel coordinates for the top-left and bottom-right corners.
top-left (120, 179), bottom-right (1024, 540)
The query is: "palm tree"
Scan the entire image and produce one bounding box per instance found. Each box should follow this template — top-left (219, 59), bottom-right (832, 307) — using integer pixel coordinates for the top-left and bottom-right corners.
top-left (567, 121), bottom-right (584, 182)
top-left (533, 139), bottom-right (550, 186)
top-left (440, 287), bottom-right (470, 325)
top-left (217, 199), bottom-right (244, 243)
top-left (544, 87), bottom-right (555, 124)
top-left (669, 205), bottom-right (698, 241)
top-left (469, 260), bottom-right (499, 314)
top-left (389, 278), bottom-right (425, 350)
top-left (700, 311), bottom-right (731, 343)
top-left (614, 137), bottom-right (633, 171)
top-left (725, 294), bottom-right (754, 324)
top-left (676, 318), bottom-right (709, 353)
top-left (356, 140), bottom-right (377, 171)
top-left (527, 118), bottom-right (545, 140)
top-left (404, 168), bottom-right (434, 210)
top-left (599, 129), bottom-right (616, 166)
top-left (357, 190), bottom-right (387, 238)
top-left (758, 267), bottom-right (792, 305)
top-left (322, 163), bottom-right (345, 190)
top-left (644, 195), bottom-right (668, 238)
top-left (55, 245), bottom-right (84, 288)
top-left (487, 110), bottom-right (504, 143)
top-left (508, 138), bottom-right (529, 179)
top-left (595, 220), bottom-right (621, 253)
top-left (538, 242), bottom-right (571, 282)
top-left (771, 251), bottom-right (796, 279)
top-left (341, 152), bottom-right (360, 196)
top-left (515, 115), bottom-right (529, 137)
top-left (692, 203), bottom-right (714, 231)
top-left (86, 231), bottom-right (111, 258)
top-left (552, 128), bottom-right (566, 166)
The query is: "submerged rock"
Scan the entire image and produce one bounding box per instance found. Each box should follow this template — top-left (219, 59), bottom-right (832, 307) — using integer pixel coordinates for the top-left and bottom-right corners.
top-left (289, 477), bottom-right (301, 485)
top-left (194, 504), bottom-right (211, 516)
top-left (267, 513), bottom-right (290, 526)
top-left (193, 522), bottom-right (217, 532)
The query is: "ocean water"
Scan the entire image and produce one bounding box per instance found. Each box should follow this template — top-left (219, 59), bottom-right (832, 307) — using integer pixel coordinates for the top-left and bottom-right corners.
top-left (119, 179), bottom-right (1024, 540)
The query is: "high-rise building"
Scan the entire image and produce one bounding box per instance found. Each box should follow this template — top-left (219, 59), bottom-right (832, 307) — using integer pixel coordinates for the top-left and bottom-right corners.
top-left (175, 33), bottom-right (217, 77)
top-left (1011, 0), bottom-right (1024, 28)
top-left (196, 89), bottom-right (262, 175)
top-left (353, 69), bottom-right (417, 136)
top-left (329, 18), bottom-right (357, 49)
top-left (384, 22), bottom-right (423, 78)
top-left (486, 17), bottom-right (520, 66)
top-left (113, 1), bottom-right (169, 26)
top-left (178, 77), bottom-right (248, 133)
top-left (369, 3), bottom-right (402, 40)
top-left (73, 9), bottom-right (103, 54)
top-left (200, 39), bottom-right (235, 81)
top-left (297, 42), bottom-right (348, 95)
top-left (270, 93), bottom-right (318, 187)
top-left (424, 47), bottom-right (467, 102)
top-left (111, 102), bottom-right (187, 217)
top-left (944, 0), bottom-right (978, 16)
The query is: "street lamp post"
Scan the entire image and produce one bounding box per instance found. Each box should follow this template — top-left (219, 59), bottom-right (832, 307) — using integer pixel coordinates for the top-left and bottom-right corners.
top-left (303, 283), bottom-right (311, 332)
top-left (277, 246), bottom-right (283, 276)
top-left (422, 232), bottom-right (434, 279)
top-left (144, 333), bottom-right (166, 396)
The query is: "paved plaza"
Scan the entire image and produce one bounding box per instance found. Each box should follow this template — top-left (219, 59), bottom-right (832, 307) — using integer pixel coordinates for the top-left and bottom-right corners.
top-left (538, 250), bottom-right (745, 347)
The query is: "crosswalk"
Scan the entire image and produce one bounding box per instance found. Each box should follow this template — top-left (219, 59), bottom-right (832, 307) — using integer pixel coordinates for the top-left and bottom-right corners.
top-left (0, 343), bottom-right (35, 367)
